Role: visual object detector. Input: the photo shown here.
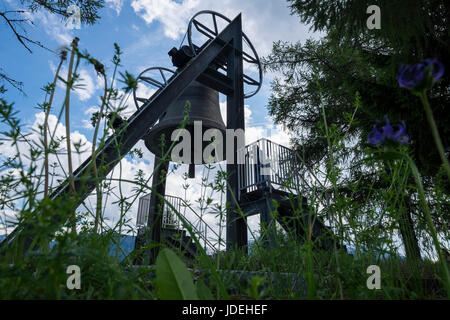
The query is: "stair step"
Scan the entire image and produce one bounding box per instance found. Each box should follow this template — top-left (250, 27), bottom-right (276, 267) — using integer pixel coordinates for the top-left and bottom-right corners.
top-left (163, 230), bottom-right (198, 258)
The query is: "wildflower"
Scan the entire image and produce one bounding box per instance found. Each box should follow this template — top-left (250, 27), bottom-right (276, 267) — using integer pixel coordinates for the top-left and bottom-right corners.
top-left (399, 59), bottom-right (450, 181)
top-left (367, 115), bottom-right (409, 146)
top-left (398, 59), bottom-right (444, 93)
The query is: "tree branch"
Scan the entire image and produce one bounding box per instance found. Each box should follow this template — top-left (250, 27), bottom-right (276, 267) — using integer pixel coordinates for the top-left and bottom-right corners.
top-left (0, 10), bottom-right (49, 53)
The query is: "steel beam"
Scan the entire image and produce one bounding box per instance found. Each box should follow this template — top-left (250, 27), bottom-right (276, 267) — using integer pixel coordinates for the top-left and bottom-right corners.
top-left (225, 14), bottom-right (248, 252)
top-left (146, 157), bottom-right (169, 264)
top-left (197, 67), bottom-right (234, 95)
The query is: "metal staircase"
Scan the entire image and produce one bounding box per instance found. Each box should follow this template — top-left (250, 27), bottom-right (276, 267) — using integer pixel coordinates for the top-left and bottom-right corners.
top-left (134, 194), bottom-right (221, 263)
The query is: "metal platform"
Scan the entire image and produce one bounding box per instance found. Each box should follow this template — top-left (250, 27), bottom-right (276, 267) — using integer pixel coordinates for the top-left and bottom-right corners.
top-left (236, 139), bottom-right (337, 250)
top-left (237, 138), bottom-right (301, 201)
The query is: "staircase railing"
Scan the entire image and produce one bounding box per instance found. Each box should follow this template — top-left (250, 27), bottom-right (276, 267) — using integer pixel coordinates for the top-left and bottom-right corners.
top-left (136, 194), bottom-right (221, 255)
top-left (177, 199), bottom-right (222, 255)
top-left (237, 138), bottom-right (302, 199)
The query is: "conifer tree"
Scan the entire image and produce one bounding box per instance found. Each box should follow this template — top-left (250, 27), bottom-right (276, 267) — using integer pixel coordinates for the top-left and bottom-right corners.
top-left (264, 0), bottom-right (449, 261)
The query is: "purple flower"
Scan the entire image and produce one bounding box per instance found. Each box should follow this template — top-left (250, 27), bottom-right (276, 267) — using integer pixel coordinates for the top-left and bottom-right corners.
top-left (398, 59), bottom-right (444, 91)
top-left (367, 115), bottom-right (410, 146)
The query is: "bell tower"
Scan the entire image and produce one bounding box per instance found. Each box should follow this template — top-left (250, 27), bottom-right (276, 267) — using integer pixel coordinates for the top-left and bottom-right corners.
top-left (131, 11), bottom-right (263, 263)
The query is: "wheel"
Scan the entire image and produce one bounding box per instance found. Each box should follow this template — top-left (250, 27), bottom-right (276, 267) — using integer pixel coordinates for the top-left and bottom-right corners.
top-left (133, 67), bottom-right (176, 110)
top-left (187, 10), bottom-right (263, 99)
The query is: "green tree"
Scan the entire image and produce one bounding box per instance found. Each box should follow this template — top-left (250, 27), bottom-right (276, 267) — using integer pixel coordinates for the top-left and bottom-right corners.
top-left (263, 1), bottom-right (449, 262)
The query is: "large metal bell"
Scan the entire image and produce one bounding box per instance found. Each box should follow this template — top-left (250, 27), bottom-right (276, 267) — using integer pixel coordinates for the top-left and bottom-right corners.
top-left (144, 81), bottom-right (226, 175)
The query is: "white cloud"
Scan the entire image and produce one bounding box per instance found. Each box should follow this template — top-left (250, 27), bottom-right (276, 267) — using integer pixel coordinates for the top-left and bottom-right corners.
top-left (82, 119), bottom-right (93, 129)
top-left (84, 106), bottom-right (100, 115)
top-left (219, 101), bottom-right (251, 124)
top-left (244, 105), bottom-right (252, 122)
top-left (134, 85), bottom-right (157, 111)
top-left (76, 69), bottom-right (98, 101)
top-left (23, 8), bottom-right (73, 46)
top-left (49, 61), bottom-right (102, 102)
top-left (0, 208), bottom-right (19, 235)
top-left (105, 0), bottom-right (124, 15)
top-left (219, 100), bottom-right (291, 146)
top-left (131, 0), bottom-right (314, 56)
top-left (131, 0), bottom-right (200, 40)
top-left (245, 123), bottom-right (291, 146)
top-left (219, 101), bottom-right (226, 122)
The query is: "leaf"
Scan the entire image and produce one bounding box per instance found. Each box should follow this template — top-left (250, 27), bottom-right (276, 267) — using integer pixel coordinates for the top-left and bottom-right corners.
top-left (155, 248), bottom-right (198, 300)
top-left (196, 279), bottom-right (214, 300)
top-left (245, 276), bottom-right (265, 299)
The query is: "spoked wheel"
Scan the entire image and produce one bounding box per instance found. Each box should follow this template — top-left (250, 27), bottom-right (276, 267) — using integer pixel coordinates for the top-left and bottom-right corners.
top-left (187, 10), bottom-right (263, 99)
top-left (133, 67), bottom-right (176, 110)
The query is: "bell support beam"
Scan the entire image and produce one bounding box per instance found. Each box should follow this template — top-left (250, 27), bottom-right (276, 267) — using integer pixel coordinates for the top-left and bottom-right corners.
top-left (196, 67), bottom-right (234, 96)
top-left (146, 157), bottom-right (170, 264)
top-left (225, 14), bottom-right (248, 252)
top-left (0, 15), bottom-right (245, 254)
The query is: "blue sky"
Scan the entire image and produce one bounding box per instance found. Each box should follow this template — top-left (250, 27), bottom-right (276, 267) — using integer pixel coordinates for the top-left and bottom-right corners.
top-left (0, 0), bottom-right (316, 237)
top-left (1, 0), bottom-right (314, 135)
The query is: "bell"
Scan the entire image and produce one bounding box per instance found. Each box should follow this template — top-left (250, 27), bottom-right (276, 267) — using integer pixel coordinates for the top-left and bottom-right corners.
top-left (144, 81), bottom-right (226, 177)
